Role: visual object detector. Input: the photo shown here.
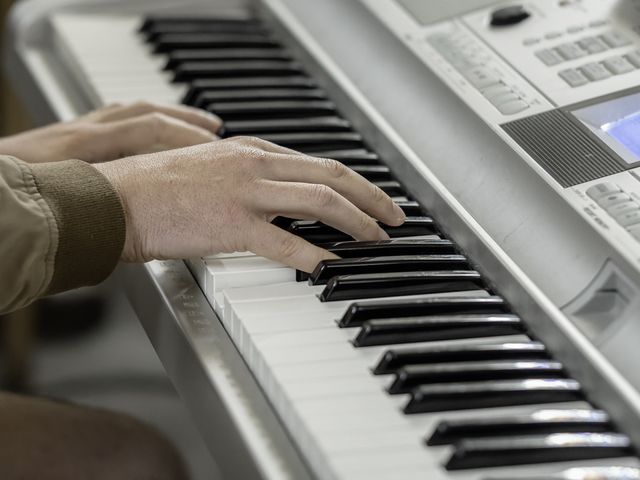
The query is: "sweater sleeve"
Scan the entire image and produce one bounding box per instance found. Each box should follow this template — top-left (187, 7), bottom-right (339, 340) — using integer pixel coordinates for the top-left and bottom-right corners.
top-left (0, 156), bottom-right (125, 314)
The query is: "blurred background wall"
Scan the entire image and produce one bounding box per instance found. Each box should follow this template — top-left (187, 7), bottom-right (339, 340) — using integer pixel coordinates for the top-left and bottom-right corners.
top-left (0, 0), bottom-right (31, 136)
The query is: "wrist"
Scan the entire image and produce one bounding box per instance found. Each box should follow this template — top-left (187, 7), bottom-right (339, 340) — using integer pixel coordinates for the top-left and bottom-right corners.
top-left (94, 160), bottom-right (144, 262)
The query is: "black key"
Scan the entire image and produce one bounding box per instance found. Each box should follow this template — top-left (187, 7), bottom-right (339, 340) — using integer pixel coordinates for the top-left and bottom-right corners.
top-left (140, 17), bottom-right (260, 33)
top-left (173, 60), bottom-right (305, 82)
top-left (324, 239), bottom-right (455, 257)
top-left (428, 409), bottom-right (611, 445)
top-left (374, 180), bottom-right (405, 196)
top-left (446, 433), bottom-right (632, 470)
top-left (404, 378), bottom-right (582, 414)
top-left (355, 314), bottom-right (525, 348)
top-left (339, 295), bottom-right (508, 328)
top-left (257, 132), bottom-right (364, 151)
top-left (311, 149), bottom-right (381, 166)
top-left (166, 48), bottom-right (291, 70)
top-left (146, 24), bottom-right (269, 42)
top-left (153, 33), bottom-right (280, 53)
top-left (320, 270), bottom-right (485, 302)
top-left (348, 165), bottom-right (393, 181)
top-left (371, 217), bottom-right (440, 238)
top-left (183, 76), bottom-right (317, 105)
top-left (393, 200), bottom-right (425, 216)
top-left (207, 100), bottom-right (337, 120)
top-left (296, 239), bottom-right (456, 282)
top-left (388, 359), bottom-right (562, 393)
top-left (221, 117), bottom-right (351, 136)
top-left (194, 89), bottom-right (326, 108)
top-left (373, 341), bottom-right (548, 374)
top-left (288, 217), bottom-right (439, 244)
top-left (310, 254), bottom-right (469, 285)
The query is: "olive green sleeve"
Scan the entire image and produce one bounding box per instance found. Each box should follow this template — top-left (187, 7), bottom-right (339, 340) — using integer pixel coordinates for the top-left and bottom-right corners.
top-left (0, 156), bottom-right (125, 313)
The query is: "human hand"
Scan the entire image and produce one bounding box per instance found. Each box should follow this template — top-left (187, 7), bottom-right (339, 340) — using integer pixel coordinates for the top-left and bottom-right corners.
top-left (0, 102), bottom-right (221, 164)
top-left (95, 137), bottom-right (406, 272)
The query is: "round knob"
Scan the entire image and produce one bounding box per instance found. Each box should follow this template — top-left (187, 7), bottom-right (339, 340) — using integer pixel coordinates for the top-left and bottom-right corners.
top-left (490, 5), bottom-right (531, 27)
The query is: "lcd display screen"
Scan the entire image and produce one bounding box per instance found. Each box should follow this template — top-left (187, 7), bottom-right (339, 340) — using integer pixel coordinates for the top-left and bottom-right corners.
top-left (602, 112), bottom-right (640, 159)
top-left (572, 91), bottom-right (640, 166)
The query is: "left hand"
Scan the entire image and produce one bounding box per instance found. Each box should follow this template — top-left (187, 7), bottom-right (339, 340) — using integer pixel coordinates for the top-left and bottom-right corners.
top-left (0, 102), bottom-right (222, 164)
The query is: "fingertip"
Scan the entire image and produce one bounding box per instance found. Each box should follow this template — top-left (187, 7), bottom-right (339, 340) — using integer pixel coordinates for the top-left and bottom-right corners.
top-left (389, 202), bottom-right (407, 225)
top-left (377, 227), bottom-right (391, 241)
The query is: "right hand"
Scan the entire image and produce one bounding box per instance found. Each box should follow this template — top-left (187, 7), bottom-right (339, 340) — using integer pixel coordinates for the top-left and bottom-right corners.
top-left (95, 137), bottom-right (406, 273)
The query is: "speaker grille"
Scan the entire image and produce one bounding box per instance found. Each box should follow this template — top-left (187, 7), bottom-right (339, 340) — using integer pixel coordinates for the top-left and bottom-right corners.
top-left (502, 109), bottom-right (624, 187)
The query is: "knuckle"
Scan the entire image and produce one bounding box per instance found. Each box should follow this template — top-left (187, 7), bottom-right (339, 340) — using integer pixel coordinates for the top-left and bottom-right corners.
top-left (238, 135), bottom-right (263, 145)
top-left (310, 184), bottom-right (335, 208)
top-left (371, 183), bottom-right (387, 203)
top-left (322, 158), bottom-right (348, 179)
top-left (106, 102), bottom-right (123, 109)
top-left (133, 100), bottom-right (155, 111)
top-left (245, 146), bottom-right (268, 163)
top-left (358, 213), bottom-right (375, 233)
top-left (145, 112), bottom-right (170, 129)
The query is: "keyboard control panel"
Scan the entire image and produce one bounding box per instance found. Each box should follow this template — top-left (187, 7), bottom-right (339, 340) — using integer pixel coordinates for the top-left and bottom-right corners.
top-left (361, 0), bottom-right (640, 269)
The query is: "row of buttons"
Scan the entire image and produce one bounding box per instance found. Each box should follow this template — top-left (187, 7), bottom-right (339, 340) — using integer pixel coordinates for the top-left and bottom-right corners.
top-left (586, 182), bottom-right (640, 241)
top-left (535, 31), bottom-right (632, 66)
top-left (427, 33), bottom-right (529, 115)
top-left (559, 51), bottom-right (640, 87)
top-left (523, 19), bottom-right (608, 46)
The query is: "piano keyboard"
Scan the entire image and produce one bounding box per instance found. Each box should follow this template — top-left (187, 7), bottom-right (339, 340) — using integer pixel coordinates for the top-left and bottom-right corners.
top-left (51, 11), bottom-right (640, 480)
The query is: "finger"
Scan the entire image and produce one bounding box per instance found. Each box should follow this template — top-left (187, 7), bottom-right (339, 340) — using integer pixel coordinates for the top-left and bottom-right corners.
top-left (260, 154), bottom-right (406, 226)
top-left (96, 113), bottom-right (217, 158)
top-left (248, 222), bottom-right (339, 273)
top-left (94, 101), bottom-right (222, 134)
top-left (252, 180), bottom-right (390, 241)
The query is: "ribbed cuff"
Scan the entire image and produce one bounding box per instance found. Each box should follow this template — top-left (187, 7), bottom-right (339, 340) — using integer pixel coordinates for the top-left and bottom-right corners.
top-left (29, 160), bottom-right (126, 295)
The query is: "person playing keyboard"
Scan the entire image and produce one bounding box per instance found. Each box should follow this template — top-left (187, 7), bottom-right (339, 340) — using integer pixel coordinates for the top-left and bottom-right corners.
top-left (0, 101), bottom-right (405, 479)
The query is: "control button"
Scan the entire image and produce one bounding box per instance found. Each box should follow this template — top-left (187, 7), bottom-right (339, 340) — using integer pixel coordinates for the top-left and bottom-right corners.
top-left (577, 36), bottom-right (609, 54)
top-left (589, 20), bottom-right (609, 28)
top-left (446, 52), bottom-right (479, 70)
top-left (491, 92), bottom-right (521, 105)
top-left (559, 68), bottom-right (589, 87)
top-left (544, 31), bottom-right (563, 40)
top-left (523, 37), bottom-right (540, 46)
top-left (616, 210), bottom-right (640, 227)
top-left (497, 100), bottom-right (529, 115)
top-left (624, 50), bottom-right (640, 68)
top-left (603, 56), bottom-right (635, 75)
top-left (608, 201), bottom-right (640, 217)
top-left (580, 62), bottom-right (612, 81)
top-left (463, 67), bottom-right (501, 89)
top-left (586, 182), bottom-right (621, 200)
top-left (600, 31), bottom-right (632, 48)
top-left (567, 25), bottom-right (585, 34)
top-left (481, 83), bottom-right (513, 101)
top-left (627, 224), bottom-right (640, 241)
top-left (597, 192), bottom-right (631, 208)
top-left (490, 6), bottom-right (530, 27)
top-left (535, 48), bottom-right (564, 66)
top-left (556, 43), bottom-right (588, 60)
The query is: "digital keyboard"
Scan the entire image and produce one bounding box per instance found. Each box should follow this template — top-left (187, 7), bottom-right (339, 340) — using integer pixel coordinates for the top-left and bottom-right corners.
top-left (6, 0), bottom-right (640, 479)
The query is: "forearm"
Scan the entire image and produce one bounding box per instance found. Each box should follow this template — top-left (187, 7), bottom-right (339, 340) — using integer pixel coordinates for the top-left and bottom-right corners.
top-left (0, 156), bottom-right (125, 314)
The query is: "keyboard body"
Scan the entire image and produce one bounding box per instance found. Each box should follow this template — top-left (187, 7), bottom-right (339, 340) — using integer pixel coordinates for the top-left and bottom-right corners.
top-left (6, 0), bottom-right (640, 479)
